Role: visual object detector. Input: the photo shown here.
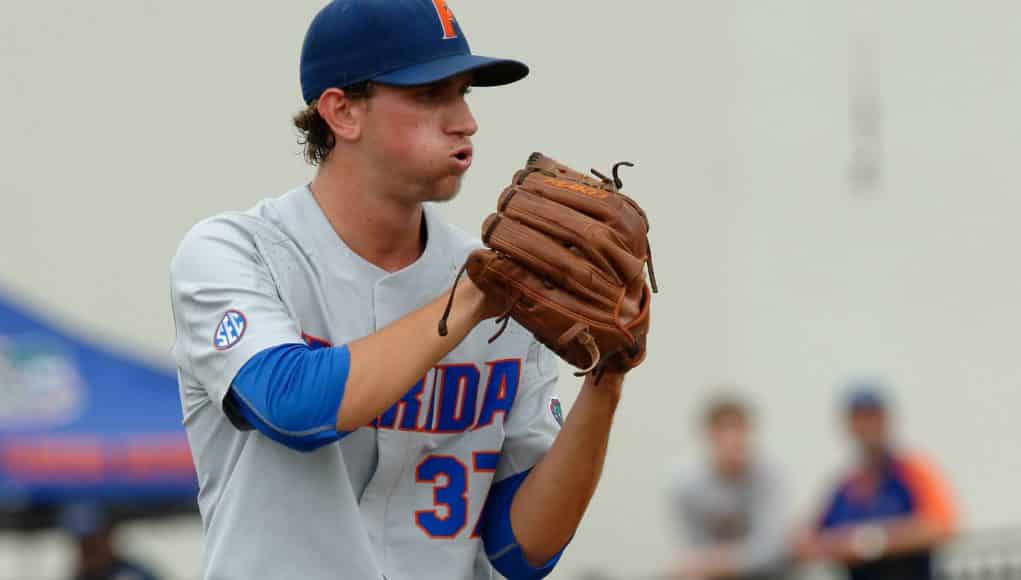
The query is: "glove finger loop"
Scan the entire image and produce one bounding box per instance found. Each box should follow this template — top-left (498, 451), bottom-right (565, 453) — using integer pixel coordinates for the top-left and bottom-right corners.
top-left (556, 323), bottom-right (601, 375)
top-left (557, 321), bottom-right (590, 348)
top-left (572, 331), bottom-right (601, 375)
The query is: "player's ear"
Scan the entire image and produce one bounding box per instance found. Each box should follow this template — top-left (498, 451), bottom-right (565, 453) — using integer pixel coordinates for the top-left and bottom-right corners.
top-left (317, 88), bottom-right (363, 142)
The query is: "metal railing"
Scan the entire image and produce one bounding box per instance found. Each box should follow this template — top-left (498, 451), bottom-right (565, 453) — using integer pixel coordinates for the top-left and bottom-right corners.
top-left (575, 529), bottom-right (1021, 580)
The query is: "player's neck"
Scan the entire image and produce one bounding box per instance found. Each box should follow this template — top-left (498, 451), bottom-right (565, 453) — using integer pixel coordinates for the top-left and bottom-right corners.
top-left (309, 161), bottom-right (425, 273)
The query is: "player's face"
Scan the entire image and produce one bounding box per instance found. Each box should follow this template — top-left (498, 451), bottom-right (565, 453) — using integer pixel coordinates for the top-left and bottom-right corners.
top-left (358, 74), bottom-right (478, 203)
top-left (707, 414), bottom-right (751, 477)
top-left (848, 407), bottom-right (888, 457)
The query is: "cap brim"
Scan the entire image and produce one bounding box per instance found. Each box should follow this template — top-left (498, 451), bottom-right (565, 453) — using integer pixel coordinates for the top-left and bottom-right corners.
top-left (372, 54), bottom-right (529, 87)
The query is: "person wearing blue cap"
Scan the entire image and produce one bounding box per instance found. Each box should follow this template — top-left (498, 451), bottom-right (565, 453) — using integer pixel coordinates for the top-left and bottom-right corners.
top-left (794, 382), bottom-right (958, 580)
top-left (60, 503), bottom-right (160, 580)
top-left (171, 1), bottom-right (621, 579)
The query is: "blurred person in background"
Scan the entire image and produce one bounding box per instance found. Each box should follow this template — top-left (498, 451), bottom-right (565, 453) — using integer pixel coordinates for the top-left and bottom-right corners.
top-left (668, 393), bottom-right (792, 580)
top-left (61, 502), bottom-right (161, 580)
top-left (795, 381), bottom-right (957, 580)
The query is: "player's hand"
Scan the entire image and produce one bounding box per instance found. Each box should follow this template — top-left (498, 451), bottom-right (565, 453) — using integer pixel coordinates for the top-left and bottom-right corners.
top-left (793, 533), bottom-right (826, 561)
top-left (456, 274), bottom-right (506, 323)
top-left (582, 367), bottom-right (625, 397)
top-left (794, 529), bottom-right (860, 564)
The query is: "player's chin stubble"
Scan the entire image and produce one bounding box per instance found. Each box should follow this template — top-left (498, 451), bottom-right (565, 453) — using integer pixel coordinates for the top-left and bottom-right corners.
top-left (426, 175), bottom-right (464, 203)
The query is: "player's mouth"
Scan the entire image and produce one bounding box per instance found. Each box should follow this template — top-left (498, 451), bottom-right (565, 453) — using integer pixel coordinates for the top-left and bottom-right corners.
top-left (451, 146), bottom-right (473, 172)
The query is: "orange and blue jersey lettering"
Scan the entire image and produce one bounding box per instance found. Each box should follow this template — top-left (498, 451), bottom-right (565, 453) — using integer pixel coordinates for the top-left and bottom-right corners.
top-left (376, 359), bottom-right (522, 434)
top-left (475, 359), bottom-right (521, 429)
top-left (377, 378), bottom-right (426, 431)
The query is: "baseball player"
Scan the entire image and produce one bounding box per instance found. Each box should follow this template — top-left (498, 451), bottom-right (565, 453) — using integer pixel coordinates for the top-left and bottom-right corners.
top-left (170, 1), bottom-right (635, 579)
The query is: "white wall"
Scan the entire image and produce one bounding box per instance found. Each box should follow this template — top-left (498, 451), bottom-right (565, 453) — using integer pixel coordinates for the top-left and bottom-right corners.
top-left (2, 1), bottom-right (1020, 578)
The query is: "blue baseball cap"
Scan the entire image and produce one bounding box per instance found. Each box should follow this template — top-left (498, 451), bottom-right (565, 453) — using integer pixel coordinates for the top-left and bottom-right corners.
top-left (59, 502), bottom-right (111, 538)
top-left (843, 378), bottom-right (890, 412)
top-left (300, 0), bottom-right (529, 104)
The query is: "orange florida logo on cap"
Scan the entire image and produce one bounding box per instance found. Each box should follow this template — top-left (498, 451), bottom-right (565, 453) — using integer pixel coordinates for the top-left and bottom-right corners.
top-left (431, 0), bottom-right (458, 39)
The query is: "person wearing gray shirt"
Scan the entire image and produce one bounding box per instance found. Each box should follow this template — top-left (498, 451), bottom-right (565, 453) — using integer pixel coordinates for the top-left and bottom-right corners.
top-left (669, 395), bottom-right (792, 580)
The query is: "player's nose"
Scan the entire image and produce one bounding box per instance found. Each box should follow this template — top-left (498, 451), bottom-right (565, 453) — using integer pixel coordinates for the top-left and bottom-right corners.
top-left (447, 99), bottom-right (478, 137)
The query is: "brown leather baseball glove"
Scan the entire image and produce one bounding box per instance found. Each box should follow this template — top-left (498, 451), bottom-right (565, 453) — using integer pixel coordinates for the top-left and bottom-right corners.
top-left (440, 152), bottom-right (657, 377)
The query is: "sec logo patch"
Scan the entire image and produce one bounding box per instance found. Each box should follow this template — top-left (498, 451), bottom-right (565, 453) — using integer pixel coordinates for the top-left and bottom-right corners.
top-left (213, 310), bottom-right (247, 351)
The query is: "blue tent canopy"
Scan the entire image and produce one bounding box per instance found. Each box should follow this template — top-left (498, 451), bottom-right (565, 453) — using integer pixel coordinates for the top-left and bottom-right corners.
top-left (0, 291), bottom-right (197, 506)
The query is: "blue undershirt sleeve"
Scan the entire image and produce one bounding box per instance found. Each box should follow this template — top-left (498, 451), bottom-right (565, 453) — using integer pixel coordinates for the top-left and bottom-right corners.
top-left (479, 469), bottom-right (567, 580)
top-left (227, 343), bottom-right (351, 453)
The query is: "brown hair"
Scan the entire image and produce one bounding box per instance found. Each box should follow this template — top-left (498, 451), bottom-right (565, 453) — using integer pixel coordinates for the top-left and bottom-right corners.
top-left (292, 81), bottom-right (373, 166)
top-left (703, 394), bottom-right (751, 428)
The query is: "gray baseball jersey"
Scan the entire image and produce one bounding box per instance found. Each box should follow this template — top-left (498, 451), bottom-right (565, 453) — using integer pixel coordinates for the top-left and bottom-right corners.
top-left (671, 459), bottom-right (792, 578)
top-left (170, 186), bottom-right (562, 580)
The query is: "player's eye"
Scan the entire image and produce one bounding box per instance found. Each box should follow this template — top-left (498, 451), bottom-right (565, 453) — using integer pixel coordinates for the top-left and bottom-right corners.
top-left (415, 87), bottom-right (440, 101)
top-left (414, 82), bottom-right (469, 103)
